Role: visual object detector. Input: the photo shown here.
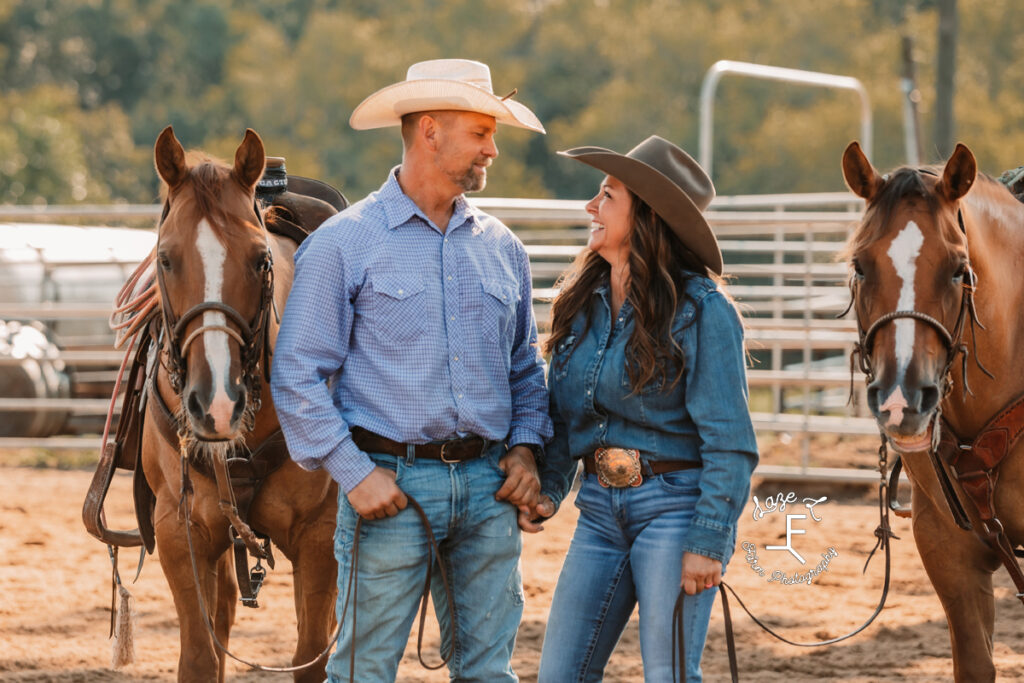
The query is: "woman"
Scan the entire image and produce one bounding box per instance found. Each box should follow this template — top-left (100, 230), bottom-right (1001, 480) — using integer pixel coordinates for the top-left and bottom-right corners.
top-left (532, 136), bottom-right (758, 682)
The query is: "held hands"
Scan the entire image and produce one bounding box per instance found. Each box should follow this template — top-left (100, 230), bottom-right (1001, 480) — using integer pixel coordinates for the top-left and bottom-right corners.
top-left (681, 552), bottom-right (723, 596)
top-left (346, 466), bottom-right (408, 520)
top-left (495, 446), bottom-right (550, 533)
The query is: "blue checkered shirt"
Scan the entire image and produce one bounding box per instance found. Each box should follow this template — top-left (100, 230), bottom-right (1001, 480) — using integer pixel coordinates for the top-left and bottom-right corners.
top-left (270, 168), bottom-right (553, 492)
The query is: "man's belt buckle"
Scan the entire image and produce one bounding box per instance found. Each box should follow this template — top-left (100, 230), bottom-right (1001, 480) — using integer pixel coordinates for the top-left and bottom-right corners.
top-left (594, 447), bottom-right (643, 488)
top-left (439, 437), bottom-right (484, 464)
top-left (439, 440), bottom-right (460, 463)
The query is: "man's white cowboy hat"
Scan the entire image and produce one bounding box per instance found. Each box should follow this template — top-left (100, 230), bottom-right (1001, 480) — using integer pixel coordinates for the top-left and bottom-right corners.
top-left (349, 59), bottom-right (545, 133)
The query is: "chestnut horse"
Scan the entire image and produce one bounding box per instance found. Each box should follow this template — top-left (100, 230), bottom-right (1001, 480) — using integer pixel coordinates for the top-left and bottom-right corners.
top-left (842, 141), bottom-right (1024, 682)
top-left (144, 127), bottom-right (337, 681)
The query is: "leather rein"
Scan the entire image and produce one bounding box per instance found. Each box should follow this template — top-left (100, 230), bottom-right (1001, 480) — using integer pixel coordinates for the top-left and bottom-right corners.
top-left (844, 188), bottom-right (1024, 606)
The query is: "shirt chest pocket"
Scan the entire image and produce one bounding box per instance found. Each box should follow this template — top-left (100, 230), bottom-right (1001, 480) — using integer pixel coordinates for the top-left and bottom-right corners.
top-left (477, 279), bottom-right (517, 344)
top-left (371, 274), bottom-right (427, 344)
top-left (550, 333), bottom-right (577, 381)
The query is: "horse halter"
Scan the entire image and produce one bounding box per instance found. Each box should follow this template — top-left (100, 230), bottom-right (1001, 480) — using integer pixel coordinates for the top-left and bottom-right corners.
top-left (154, 197), bottom-right (276, 435)
top-left (846, 191), bottom-right (990, 399)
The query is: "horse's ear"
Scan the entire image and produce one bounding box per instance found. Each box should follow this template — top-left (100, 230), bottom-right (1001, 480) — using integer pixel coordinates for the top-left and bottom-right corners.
top-left (233, 128), bottom-right (265, 192)
top-left (841, 141), bottom-right (883, 201)
top-left (154, 126), bottom-right (188, 189)
top-left (938, 143), bottom-right (977, 201)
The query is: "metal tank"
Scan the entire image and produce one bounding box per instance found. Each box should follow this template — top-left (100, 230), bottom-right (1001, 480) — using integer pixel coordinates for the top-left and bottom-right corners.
top-left (0, 223), bottom-right (155, 437)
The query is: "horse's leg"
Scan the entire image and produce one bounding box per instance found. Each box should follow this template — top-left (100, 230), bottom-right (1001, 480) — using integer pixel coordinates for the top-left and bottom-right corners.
top-left (152, 490), bottom-right (229, 682)
top-left (214, 550), bottom-right (237, 680)
top-left (909, 472), bottom-right (998, 683)
top-left (285, 524), bottom-right (339, 683)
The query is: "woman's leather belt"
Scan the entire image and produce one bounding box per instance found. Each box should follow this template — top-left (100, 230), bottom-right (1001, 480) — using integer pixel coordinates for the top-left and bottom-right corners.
top-left (350, 427), bottom-right (487, 463)
top-left (583, 447), bottom-right (701, 488)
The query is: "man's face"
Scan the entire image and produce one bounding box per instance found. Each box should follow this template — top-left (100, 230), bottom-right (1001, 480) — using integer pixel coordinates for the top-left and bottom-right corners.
top-left (434, 111), bottom-right (499, 193)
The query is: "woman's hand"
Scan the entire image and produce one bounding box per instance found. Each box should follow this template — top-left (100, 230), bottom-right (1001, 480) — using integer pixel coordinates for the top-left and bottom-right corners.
top-left (681, 552), bottom-right (722, 595)
top-left (517, 494), bottom-right (556, 533)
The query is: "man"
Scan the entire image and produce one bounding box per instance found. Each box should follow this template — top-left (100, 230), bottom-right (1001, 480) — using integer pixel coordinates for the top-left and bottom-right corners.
top-left (270, 59), bottom-right (553, 682)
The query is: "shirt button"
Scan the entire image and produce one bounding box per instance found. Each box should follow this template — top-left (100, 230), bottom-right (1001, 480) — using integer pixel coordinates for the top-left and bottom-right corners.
top-left (453, 355), bottom-right (459, 361)
top-left (450, 315), bottom-right (455, 321)
top-left (586, 390), bottom-right (592, 396)
top-left (397, 289), bottom-right (404, 295)
top-left (458, 393), bottom-right (463, 398)
top-left (447, 275), bottom-right (453, 281)
top-left (598, 422), bottom-right (604, 428)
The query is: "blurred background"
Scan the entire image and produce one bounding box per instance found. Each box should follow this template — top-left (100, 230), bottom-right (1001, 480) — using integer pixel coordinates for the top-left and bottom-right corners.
top-left (0, 0), bottom-right (1020, 466)
top-left (0, 0), bottom-right (1020, 205)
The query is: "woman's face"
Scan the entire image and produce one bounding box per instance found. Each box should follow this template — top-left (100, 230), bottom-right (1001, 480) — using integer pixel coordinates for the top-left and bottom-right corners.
top-left (585, 175), bottom-right (632, 267)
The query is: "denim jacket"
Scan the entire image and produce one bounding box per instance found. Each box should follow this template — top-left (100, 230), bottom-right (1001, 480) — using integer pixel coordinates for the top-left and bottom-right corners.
top-left (538, 275), bottom-right (759, 562)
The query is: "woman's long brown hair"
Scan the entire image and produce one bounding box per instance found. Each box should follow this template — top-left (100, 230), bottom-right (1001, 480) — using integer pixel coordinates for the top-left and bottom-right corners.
top-left (545, 191), bottom-right (721, 393)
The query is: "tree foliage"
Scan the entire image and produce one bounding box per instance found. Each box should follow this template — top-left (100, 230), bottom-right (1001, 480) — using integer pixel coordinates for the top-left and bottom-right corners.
top-left (0, 0), bottom-right (1021, 204)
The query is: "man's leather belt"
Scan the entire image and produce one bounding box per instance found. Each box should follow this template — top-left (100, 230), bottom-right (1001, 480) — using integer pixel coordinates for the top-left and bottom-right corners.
top-left (351, 427), bottom-right (487, 463)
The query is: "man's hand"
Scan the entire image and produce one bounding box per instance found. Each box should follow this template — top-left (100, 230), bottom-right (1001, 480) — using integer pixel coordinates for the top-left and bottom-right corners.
top-left (346, 466), bottom-right (408, 520)
top-left (517, 494), bottom-right (556, 533)
top-left (494, 445), bottom-right (541, 509)
top-left (681, 551), bottom-right (723, 595)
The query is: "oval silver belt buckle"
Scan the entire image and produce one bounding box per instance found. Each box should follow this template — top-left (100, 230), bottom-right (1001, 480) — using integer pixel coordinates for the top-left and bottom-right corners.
top-left (594, 447), bottom-right (643, 488)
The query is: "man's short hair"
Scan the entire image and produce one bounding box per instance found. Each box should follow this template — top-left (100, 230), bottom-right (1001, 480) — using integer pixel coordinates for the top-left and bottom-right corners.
top-left (400, 110), bottom-right (456, 147)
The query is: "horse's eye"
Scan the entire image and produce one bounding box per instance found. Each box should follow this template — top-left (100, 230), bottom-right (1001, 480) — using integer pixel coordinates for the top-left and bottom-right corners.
top-left (158, 253), bottom-right (172, 271)
top-left (952, 263), bottom-right (967, 282)
top-left (852, 259), bottom-right (865, 279)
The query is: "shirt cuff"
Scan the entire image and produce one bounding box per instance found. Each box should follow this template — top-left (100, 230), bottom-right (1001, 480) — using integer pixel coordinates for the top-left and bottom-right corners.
top-left (507, 426), bottom-right (544, 450)
top-left (681, 514), bottom-right (736, 563)
top-left (321, 440), bottom-right (376, 493)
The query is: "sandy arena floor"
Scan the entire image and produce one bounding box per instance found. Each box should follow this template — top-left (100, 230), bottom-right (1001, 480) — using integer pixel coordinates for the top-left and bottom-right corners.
top-left (2, 452), bottom-right (1024, 681)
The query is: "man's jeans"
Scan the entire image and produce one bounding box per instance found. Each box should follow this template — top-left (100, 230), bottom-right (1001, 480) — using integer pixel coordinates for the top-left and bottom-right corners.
top-left (538, 468), bottom-right (728, 683)
top-left (327, 442), bottom-right (523, 682)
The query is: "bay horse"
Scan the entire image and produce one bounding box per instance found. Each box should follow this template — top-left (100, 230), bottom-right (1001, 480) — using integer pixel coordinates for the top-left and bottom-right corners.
top-left (842, 141), bottom-right (1024, 682)
top-left (144, 127), bottom-right (337, 681)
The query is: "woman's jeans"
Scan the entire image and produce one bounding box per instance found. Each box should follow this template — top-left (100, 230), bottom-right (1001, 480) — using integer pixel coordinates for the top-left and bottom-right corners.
top-left (539, 468), bottom-right (728, 683)
top-left (327, 443), bottom-right (523, 682)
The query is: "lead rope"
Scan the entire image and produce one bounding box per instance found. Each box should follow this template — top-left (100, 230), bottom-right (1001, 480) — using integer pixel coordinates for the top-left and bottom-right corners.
top-left (180, 459), bottom-right (454, 676)
top-left (673, 439), bottom-right (896, 681)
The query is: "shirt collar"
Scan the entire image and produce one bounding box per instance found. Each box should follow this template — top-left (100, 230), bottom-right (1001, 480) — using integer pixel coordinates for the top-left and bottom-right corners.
top-left (380, 166), bottom-right (477, 234)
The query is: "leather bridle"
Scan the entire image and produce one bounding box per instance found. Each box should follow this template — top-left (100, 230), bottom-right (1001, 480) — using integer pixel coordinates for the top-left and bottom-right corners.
top-left (846, 203), bottom-right (988, 401)
top-left (154, 197), bottom-right (277, 436)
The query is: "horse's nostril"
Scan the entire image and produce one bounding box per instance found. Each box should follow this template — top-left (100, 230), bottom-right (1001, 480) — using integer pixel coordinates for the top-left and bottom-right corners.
top-left (866, 385), bottom-right (881, 413)
top-left (231, 392), bottom-right (247, 424)
top-left (186, 391), bottom-right (204, 420)
top-left (920, 384), bottom-right (941, 413)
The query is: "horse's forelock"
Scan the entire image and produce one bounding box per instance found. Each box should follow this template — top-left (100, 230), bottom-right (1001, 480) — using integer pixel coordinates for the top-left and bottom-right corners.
top-left (164, 155), bottom-right (258, 238)
top-left (844, 167), bottom-right (945, 261)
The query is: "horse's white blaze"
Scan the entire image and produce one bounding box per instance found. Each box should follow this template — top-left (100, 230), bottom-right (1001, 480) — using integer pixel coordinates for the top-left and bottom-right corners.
top-left (887, 221), bottom-right (924, 379)
top-left (195, 219), bottom-right (233, 431)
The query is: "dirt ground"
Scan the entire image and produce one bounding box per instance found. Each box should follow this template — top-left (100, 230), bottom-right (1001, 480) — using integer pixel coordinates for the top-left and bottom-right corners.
top-left (3, 437), bottom-right (1024, 682)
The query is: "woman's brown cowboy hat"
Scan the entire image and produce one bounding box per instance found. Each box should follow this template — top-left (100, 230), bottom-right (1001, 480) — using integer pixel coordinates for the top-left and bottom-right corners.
top-left (559, 135), bottom-right (722, 275)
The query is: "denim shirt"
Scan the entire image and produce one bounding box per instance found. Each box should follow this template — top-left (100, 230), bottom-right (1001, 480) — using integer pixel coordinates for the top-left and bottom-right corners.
top-left (538, 275), bottom-right (759, 562)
